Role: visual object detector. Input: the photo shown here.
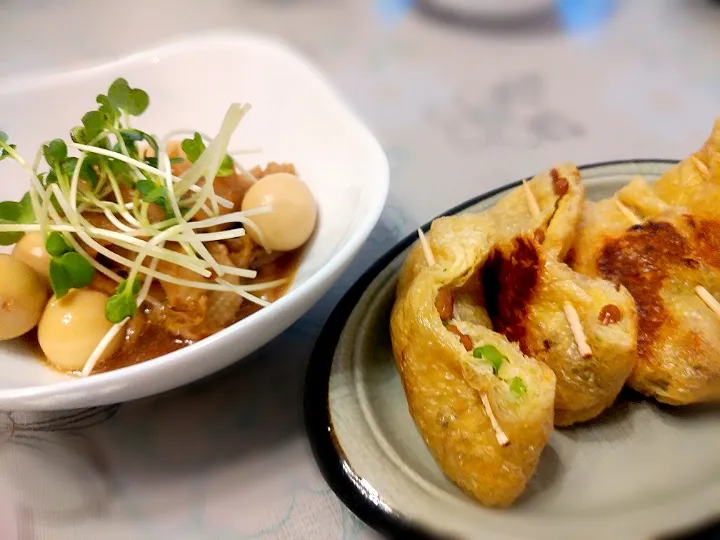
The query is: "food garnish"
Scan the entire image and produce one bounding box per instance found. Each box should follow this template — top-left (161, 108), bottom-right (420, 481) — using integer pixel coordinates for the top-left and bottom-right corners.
top-left (0, 78), bottom-right (316, 376)
top-left (417, 229), bottom-right (510, 447)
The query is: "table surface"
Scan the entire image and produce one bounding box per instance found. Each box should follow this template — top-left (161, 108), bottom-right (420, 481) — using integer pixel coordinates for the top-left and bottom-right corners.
top-left (1, 0), bottom-right (720, 538)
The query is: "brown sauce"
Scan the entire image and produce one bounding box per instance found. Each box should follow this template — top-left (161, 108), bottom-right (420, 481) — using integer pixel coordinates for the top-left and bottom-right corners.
top-left (93, 248), bottom-right (303, 373)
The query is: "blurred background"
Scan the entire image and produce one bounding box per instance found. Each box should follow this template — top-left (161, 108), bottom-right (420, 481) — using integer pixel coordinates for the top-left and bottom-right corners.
top-left (2, 0), bottom-right (720, 223)
top-left (1, 1), bottom-right (720, 538)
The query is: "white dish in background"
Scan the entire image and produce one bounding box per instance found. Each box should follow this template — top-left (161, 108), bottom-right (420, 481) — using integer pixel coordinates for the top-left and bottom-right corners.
top-left (0, 32), bottom-right (389, 410)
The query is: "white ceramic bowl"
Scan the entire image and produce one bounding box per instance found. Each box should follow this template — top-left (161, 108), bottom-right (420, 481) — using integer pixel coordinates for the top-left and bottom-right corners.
top-left (0, 33), bottom-right (389, 410)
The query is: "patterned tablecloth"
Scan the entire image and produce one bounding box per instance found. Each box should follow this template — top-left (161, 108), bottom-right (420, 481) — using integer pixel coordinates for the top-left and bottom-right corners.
top-left (1, 0), bottom-right (720, 538)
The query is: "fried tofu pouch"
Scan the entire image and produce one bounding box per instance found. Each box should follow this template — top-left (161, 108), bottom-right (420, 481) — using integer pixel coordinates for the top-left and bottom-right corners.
top-left (488, 164), bottom-right (637, 425)
top-left (570, 177), bottom-right (720, 404)
top-left (653, 118), bottom-right (720, 218)
top-left (489, 162), bottom-right (583, 260)
top-left (391, 213), bottom-right (556, 508)
top-left (483, 238), bottom-right (637, 426)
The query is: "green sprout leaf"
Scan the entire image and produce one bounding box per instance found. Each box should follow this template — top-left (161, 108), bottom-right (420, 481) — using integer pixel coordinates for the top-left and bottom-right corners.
top-left (80, 155), bottom-right (100, 187)
top-left (17, 192), bottom-right (35, 224)
top-left (0, 193), bottom-right (36, 245)
top-left (81, 110), bottom-right (106, 141)
top-left (108, 159), bottom-right (133, 185)
top-left (120, 129), bottom-right (158, 155)
top-left (97, 94), bottom-right (120, 126)
top-left (181, 132), bottom-right (234, 177)
top-left (145, 156), bottom-right (185, 169)
top-left (45, 232), bottom-right (72, 257)
top-left (105, 278), bottom-right (142, 323)
top-left (48, 252), bottom-right (95, 298)
top-left (0, 201), bottom-right (23, 245)
top-left (0, 131), bottom-right (17, 161)
top-left (49, 259), bottom-right (72, 298)
top-left (108, 78), bottom-right (149, 117)
top-left (44, 170), bottom-right (58, 185)
top-left (61, 155), bottom-right (99, 188)
top-left (509, 377), bottom-right (527, 397)
top-left (181, 132), bottom-right (205, 163)
top-left (43, 138), bottom-right (67, 167)
top-left (136, 179), bottom-right (172, 217)
top-left (472, 345), bottom-right (505, 375)
top-left (217, 155), bottom-right (235, 177)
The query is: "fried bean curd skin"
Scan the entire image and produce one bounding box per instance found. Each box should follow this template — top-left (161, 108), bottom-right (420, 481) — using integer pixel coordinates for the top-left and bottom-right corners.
top-left (391, 214), bottom-right (556, 508)
top-left (402, 164), bottom-right (636, 428)
top-left (653, 119), bottom-right (720, 218)
top-left (489, 165), bottom-right (637, 425)
top-left (570, 178), bottom-right (720, 404)
top-left (481, 238), bottom-right (637, 426)
top-left (489, 163), bottom-right (584, 260)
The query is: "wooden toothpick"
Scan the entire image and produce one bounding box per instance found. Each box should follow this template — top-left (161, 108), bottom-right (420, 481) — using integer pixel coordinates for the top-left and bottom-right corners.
top-left (614, 198), bottom-right (642, 225)
top-left (481, 394), bottom-right (510, 447)
top-left (417, 229), bottom-right (510, 447)
top-left (522, 179), bottom-right (541, 218)
top-left (563, 302), bottom-right (592, 358)
top-left (695, 285), bottom-right (720, 319)
top-left (417, 228), bottom-right (435, 267)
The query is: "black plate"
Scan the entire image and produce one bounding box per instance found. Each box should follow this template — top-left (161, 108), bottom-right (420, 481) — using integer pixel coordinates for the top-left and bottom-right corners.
top-left (304, 160), bottom-right (719, 540)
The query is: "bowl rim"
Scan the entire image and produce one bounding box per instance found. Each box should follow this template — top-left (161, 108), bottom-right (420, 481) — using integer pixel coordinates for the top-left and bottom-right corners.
top-left (0, 31), bottom-right (390, 408)
top-left (300, 158), bottom-right (720, 540)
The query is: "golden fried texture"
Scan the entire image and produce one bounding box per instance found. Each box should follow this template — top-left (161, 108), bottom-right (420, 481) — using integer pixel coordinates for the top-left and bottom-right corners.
top-left (483, 239), bottom-right (637, 426)
top-left (391, 214), bottom-right (556, 508)
top-left (487, 164), bottom-right (637, 425)
top-left (570, 177), bottom-right (720, 404)
top-left (488, 163), bottom-right (584, 259)
top-left (653, 119), bottom-right (720, 218)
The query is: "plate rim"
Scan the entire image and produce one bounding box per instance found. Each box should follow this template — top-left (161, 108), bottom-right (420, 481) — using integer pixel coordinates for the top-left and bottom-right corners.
top-left (0, 30), bottom-right (390, 409)
top-left (302, 158), bottom-right (720, 540)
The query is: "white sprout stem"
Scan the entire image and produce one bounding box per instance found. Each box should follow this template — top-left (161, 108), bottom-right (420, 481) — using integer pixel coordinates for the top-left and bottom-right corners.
top-left (101, 164), bottom-right (144, 229)
top-left (101, 206), bottom-right (140, 233)
top-left (215, 278), bottom-right (270, 307)
top-left (125, 222), bottom-right (194, 286)
top-left (190, 229), bottom-right (249, 242)
top-left (229, 147), bottom-right (262, 156)
top-left (81, 320), bottom-right (126, 377)
top-left (0, 214), bottom-right (259, 278)
top-left (70, 142), bottom-right (172, 180)
top-left (69, 153), bottom-right (87, 211)
top-left (50, 186), bottom-right (225, 283)
top-left (158, 151), bottom-right (225, 278)
top-left (51, 186), bottom-right (260, 283)
top-left (159, 127), bottom-right (261, 156)
top-left (233, 159), bottom-right (259, 185)
top-left (45, 201), bottom-right (148, 304)
top-left (3, 144), bottom-right (47, 233)
top-left (240, 278), bottom-right (287, 292)
top-left (175, 103), bottom-right (250, 203)
top-left (69, 141), bottom-right (231, 210)
top-left (182, 206), bottom-right (272, 230)
top-left (81, 245), bottom-right (163, 378)
top-left (183, 172), bottom-right (220, 221)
